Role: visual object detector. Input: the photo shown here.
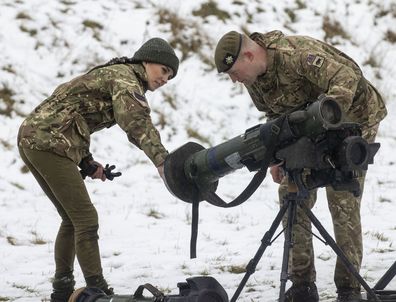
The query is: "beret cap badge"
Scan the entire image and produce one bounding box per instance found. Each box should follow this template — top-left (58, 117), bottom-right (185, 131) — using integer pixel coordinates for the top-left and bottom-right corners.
top-left (224, 54), bottom-right (235, 66)
top-left (214, 31), bottom-right (243, 72)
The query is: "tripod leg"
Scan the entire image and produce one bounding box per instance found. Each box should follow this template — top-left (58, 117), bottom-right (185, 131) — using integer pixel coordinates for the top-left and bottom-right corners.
top-left (374, 261), bottom-right (396, 291)
top-left (230, 199), bottom-right (290, 302)
top-left (299, 202), bottom-right (380, 302)
top-left (279, 198), bottom-right (297, 302)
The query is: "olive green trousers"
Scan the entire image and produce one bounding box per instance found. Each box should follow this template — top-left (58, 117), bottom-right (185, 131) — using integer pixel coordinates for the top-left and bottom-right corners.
top-left (19, 147), bottom-right (103, 278)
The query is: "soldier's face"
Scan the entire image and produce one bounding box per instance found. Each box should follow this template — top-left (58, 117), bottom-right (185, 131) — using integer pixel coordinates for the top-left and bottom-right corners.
top-left (227, 54), bottom-right (258, 85)
top-left (143, 62), bottom-right (174, 91)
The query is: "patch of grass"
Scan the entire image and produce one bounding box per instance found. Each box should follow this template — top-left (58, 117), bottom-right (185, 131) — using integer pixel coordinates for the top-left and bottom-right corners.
top-left (7, 236), bottom-right (17, 246)
top-left (256, 6), bottom-right (265, 14)
top-left (217, 239), bottom-right (228, 246)
top-left (16, 12), bottom-right (32, 20)
top-left (285, 8), bottom-right (297, 22)
top-left (20, 165), bottom-right (30, 174)
top-left (220, 264), bottom-right (246, 274)
top-left (158, 286), bottom-right (172, 294)
top-left (296, 0), bottom-right (307, 9)
top-left (161, 91), bottom-right (177, 110)
top-left (185, 210), bottom-right (191, 225)
top-left (322, 16), bottom-right (350, 42)
top-left (0, 297), bottom-right (10, 301)
top-left (0, 139), bottom-right (12, 150)
top-left (371, 247), bottom-right (395, 253)
top-left (146, 208), bottom-right (163, 219)
top-left (82, 19), bottom-right (103, 30)
top-left (375, 4), bottom-right (396, 19)
top-left (11, 182), bottom-right (25, 190)
top-left (12, 283), bottom-right (37, 294)
top-left (221, 214), bottom-right (239, 224)
top-left (379, 197), bottom-right (392, 203)
top-left (192, 0), bottom-right (231, 22)
top-left (30, 231), bottom-right (47, 245)
top-left (156, 8), bottom-right (214, 68)
top-left (82, 20), bottom-right (103, 41)
top-left (0, 86), bottom-right (16, 117)
top-left (19, 25), bottom-right (37, 36)
top-left (60, 0), bottom-right (76, 5)
top-left (371, 231), bottom-right (389, 242)
top-left (385, 30), bottom-right (396, 43)
top-left (2, 65), bottom-right (16, 74)
top-left (198, 268), bottom-right (210, 276)
top-left (152, 109), bottom-right (167, 129)
top-left (186, 127), bottom-right (211, 145)
top-left (363, 55), bottom-right (380, 68)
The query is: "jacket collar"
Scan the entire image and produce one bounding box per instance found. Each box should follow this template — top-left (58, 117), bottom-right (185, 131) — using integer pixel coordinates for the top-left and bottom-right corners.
top-left (130, 63), bottom-right (149, 92)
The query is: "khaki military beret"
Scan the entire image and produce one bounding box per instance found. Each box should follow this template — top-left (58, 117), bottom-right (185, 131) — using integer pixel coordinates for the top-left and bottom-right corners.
top-left (214, 31), bottom-right (242, 73)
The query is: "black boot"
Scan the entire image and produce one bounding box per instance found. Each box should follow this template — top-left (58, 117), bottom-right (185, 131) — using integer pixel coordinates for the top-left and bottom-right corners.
top-left (336, 287), bottom-right (361, 302)
top-left (85, 274), bottom-right (114, 295)
top-left (284, 282), bottom-right (319, 302)
top-left (50, 272), bottom-right (76, 302)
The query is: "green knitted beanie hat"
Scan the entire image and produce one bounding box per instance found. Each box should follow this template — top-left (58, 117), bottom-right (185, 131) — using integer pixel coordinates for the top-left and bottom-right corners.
top-left (132, 37), bottom-right (179, 78)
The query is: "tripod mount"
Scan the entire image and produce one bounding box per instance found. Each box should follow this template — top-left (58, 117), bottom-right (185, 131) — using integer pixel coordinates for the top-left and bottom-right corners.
top-left (230, 169), bottom-right (395, 302)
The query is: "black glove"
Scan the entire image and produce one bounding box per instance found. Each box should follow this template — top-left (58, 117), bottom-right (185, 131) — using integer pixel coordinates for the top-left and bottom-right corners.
top-left (79, 156), bottom-right (98, 179)
top-left (103, 164), bottom-right (122, 180)
top-left (79, 163), bottom-right (122, 181)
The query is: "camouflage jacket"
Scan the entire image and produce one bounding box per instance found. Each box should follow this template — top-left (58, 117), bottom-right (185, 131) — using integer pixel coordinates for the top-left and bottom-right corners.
top-left (18, 63), bottom-right (168, 166)
top-left (246, 31), bottom-right (387, 128)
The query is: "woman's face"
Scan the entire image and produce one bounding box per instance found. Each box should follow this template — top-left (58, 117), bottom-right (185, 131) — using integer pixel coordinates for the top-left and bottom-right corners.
top-left (143, 62), bottom-right (174, 91)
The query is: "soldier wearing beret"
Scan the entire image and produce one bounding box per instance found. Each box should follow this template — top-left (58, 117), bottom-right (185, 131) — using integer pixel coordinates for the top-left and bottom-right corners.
top-left (18, 37), bottom-right (179, 302)
top-left (214, 30), bottom-right (387, 302)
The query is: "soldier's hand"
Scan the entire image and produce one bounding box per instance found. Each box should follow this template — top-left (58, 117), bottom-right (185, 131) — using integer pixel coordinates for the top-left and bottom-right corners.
top-left (270, 165), bottom-right (285, 184)
top-left (89, 161), bottom-right (107, 182)
top-left (157, 163), bottom-right (165, 181)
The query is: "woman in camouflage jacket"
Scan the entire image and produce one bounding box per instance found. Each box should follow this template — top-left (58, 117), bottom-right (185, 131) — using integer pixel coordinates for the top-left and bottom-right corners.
top-left (17, 37), bottom-right (179, 302)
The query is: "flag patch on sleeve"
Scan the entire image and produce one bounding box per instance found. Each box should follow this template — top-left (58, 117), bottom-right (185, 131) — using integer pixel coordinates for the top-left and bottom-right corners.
top-left (307, 54), bottom-right (324, 68)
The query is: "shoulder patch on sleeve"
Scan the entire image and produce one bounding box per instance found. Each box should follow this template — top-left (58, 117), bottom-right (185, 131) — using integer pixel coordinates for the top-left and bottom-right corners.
top-left (307, 54), bottom-right (324, 68)
top-left (133, 91), bottom-right (147, 103)
top-left (132, 91), bottom-right (149, 108)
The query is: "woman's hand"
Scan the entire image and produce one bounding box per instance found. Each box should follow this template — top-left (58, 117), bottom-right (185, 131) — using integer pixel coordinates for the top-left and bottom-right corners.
top-left (89, 161), bottom-right (107, 181)
top-left (157, 163), bottom-right (165, 181)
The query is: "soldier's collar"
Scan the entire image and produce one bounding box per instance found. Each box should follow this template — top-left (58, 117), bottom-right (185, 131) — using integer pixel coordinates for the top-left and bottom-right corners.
top-left (131, 63), bottom-right (149, 92)
top-left (250, 30), bottom-right (285, 49)
top-left (250, 31), bottom-right (282, 78)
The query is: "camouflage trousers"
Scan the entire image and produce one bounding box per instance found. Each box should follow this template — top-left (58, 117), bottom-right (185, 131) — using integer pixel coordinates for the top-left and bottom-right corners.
top-left (278, 124), bottom-right (378, 289)
top-left (18, 147), bottom-right (103, 278)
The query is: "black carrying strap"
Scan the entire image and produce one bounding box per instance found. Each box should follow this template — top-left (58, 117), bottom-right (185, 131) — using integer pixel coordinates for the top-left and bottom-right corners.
top-left (203, 115), bottom-right (285, 208)
top-left (189, 116), bottom-right (286, 259)
top-left (133, 283), bottom-right (165, 301)
top-left (190, 199), bottom-right (199, 259)
top-left (202, 168), bottom-right (267, 208)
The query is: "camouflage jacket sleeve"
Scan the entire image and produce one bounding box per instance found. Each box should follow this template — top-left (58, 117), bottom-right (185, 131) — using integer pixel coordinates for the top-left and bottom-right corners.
top-left (294, 50), bottom-right (361, 113)
top-left (111, 76), bottom-right (168, 167)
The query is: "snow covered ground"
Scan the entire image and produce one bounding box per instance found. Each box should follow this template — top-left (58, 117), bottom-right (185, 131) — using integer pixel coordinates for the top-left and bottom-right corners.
top-left (0, 0), bottom-right (396, 301)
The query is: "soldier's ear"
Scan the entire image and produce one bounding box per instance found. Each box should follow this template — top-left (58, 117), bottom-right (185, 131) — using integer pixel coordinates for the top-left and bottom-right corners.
top-left (241, 50), bottom-right (254, 63)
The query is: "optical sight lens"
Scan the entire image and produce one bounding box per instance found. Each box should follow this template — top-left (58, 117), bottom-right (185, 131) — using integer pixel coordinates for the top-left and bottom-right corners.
top-left (321, 99), bottom-right (342, 125)
top-left (350, 142), bottom-right (368, 166)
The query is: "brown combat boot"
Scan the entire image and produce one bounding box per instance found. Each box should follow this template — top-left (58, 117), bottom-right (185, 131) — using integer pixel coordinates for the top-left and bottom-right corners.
top-left (336, 287), bottom-right (361, 302)
top-left (85, 274), bottom-right (114, 295)
top-left (50, 272), bottom-right (75, 302)
top-left (284, 282), bottom-right (319, 302)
